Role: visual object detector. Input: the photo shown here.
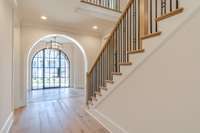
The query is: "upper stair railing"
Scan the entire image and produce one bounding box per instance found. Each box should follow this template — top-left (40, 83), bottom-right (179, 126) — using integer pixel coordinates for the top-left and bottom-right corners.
top-left (87, 0), bottom-right (182, 104)
top-left (81, 0), bottom-right (121, 12)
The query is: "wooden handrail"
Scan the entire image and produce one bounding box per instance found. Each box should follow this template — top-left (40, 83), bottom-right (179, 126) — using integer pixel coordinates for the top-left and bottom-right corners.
top-left (88, 0), bottom-right (134, 74)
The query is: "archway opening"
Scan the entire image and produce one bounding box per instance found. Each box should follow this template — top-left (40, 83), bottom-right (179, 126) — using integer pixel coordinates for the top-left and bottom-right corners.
top-left (27, 34), bottom-right (88, 103)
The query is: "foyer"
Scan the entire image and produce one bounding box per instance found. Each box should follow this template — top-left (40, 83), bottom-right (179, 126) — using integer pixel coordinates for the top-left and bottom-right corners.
top-left (1, 0), bottom-right (200, 133)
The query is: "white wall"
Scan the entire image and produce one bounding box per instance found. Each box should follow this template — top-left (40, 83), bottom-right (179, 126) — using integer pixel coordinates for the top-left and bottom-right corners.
top-left (13, 25), bottom-right (22, 109)
top-left (0, 0), bottom-right (13, 130)
top-left (17, 25), bottom-right (101, 107)
top-left (73, 46), bottom-right (85, 89)
top-left (96, 4), bottom-right (200, 133)
top-left (62, 43), bottom-right (76, 88)
top-left (13, 5), bottom-right (22, 109)
top-left (21, 25), bottom-right (101, 68)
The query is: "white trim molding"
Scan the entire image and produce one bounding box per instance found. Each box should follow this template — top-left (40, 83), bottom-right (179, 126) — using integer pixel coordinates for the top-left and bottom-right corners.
top-left (85, 108), bottom-right (128, 133)
top-left (0, 112), bottom-right (14, 133)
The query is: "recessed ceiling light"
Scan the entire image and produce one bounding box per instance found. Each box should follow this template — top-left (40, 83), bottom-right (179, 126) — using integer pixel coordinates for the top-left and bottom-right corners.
top-left (41, 16), bottom-right (47, 20)
top-left (92, 25), bottom-right (98, 30)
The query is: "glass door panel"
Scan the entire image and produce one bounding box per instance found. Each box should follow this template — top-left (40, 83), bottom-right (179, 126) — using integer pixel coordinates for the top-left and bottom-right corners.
top-left (32, 48), bottom-right (70, 90)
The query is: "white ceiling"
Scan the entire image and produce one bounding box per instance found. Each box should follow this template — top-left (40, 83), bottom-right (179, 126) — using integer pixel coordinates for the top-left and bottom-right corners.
top-left (17, 0), bottom-right (129, 36)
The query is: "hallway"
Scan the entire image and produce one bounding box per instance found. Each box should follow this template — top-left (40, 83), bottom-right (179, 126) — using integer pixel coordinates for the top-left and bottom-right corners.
top-left (10, 89), bottom-right (109, 133)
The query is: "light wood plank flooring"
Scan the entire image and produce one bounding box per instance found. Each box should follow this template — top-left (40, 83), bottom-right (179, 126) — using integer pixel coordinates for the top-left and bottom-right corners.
top-left (10, 88), bottom-right (109, 133)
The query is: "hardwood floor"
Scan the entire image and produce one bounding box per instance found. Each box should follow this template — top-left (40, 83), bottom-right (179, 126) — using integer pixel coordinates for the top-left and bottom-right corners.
top-left (10, 88), bottom-right (109, 133)
top-left (27, 88), bottom-right (84, 103)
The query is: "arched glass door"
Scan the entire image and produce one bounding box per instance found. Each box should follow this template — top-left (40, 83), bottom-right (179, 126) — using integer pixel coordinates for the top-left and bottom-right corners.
top-left (32, 48), bottom-right (70, 90)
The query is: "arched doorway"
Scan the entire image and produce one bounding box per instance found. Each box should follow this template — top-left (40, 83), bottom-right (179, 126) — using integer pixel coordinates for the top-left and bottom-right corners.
top-left (31, 48), bottom-right (70, 90)
top-left (26, 34), bottom-right (88, 103)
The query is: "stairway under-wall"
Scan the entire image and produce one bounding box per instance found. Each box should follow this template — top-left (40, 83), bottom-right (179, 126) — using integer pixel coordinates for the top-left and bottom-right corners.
top-left (86, 0), bottom-right (200, 133)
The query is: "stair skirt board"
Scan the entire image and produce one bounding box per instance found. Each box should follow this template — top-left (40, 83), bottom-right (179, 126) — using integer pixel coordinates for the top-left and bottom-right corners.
top-left (84, 0), bottom-right (200, 133)
top-left (0, 112), bottom-right (14, 133)
top-left (85, 108), bottom-right (129, 133)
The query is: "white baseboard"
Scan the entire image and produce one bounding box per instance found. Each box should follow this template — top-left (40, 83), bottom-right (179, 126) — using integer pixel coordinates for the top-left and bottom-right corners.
top-left (0, 112), bottom-right (14, 133)
top-left (85, 108), bottom-right (128, 133)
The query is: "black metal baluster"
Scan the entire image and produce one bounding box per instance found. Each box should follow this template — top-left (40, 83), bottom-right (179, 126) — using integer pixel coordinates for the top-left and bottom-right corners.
top-left (123, 16), bottom-right (125, 62)
top-left (164, 0), bottom-right (167, 14)
top-left (116, 26), bottom-right (119, 72)
top-left (106, 46), bottom-right (108, 80)
top-left (133, 0), bottom-right (136, 51)
top-left (100, 55), bottom-right (102, 87)
top-left (129, 3), bottom-right (132, 51)
top-left (161, 0), bottom-right (163, 15)
top-left (111, 35), bottom-right (115, 74)
top-left (161, 0), bottom-right (166, 15)
top-left (150, 0), bottom-right (153, 33)
top-left (138, 0), bottom-right (141, 50)
top-left (126, 12), bottom-right (129, 62)
top-left (103, 49), bottom-right (106, 83)
top-left (119, 0), bottom-right (121, 11)
top-left (107, 43), bottom-right (110, 80)
top-left (94, 67), bottom-right (96, 94)
top-left (96, 61), bottom-right (99, 92)
top-left (120, 23), bottom-right (122, 63)
top-left (110, 40), bottom-right (112, 79)
top-left (155, 0), bottom-right (158, 32)
top-left (170, 0), bottom-right (172, 12)
top-left (176, 0), bottom-right (179, 9)
top-left (91, 71), bottom-right (93, 97)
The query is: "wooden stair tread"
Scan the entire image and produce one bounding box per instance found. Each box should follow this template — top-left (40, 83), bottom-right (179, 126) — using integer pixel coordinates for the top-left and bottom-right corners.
top-left (111, 72), bottom-right (122, 75)
top-left (100, 86), bottom-right (108, 91)
top-left (141, 32), bottom-right (162, 40)
top-left (91, 96), bottom-right (97, 101)
top-left (95, 91), bottom-right (102, 96)
top-left (88, 100), bottom-right (93, 105)
top-left (156, 7), bottom-right (184, 21)
top-left (128, 49), bottom-right (145, 54)
top-left (105, 80), bottom-right (114, 84)
top-left (119, 62), bottom-right (132, 65)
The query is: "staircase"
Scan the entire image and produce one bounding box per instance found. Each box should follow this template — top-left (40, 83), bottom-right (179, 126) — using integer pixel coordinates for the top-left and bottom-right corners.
top-left (87, 0), bottom-right (184, 107)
